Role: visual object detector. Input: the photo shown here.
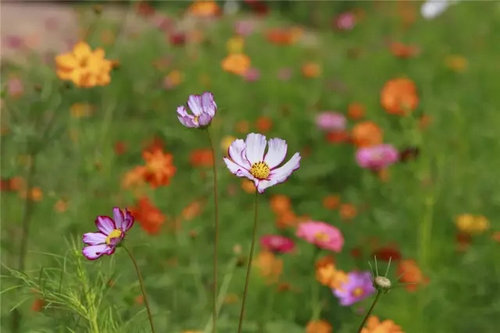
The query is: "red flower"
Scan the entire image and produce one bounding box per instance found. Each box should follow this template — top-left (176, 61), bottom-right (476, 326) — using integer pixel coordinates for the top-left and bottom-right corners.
top-left (129, 197), bottom-right (166, 235)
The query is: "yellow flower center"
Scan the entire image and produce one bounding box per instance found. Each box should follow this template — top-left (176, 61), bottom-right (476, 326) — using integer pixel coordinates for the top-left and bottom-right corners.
top-left (193, 115), bottom-right (199, 124)
top-left (250, 161), bottom-right (270, 179)
top-left (352, 287), bottom-right (364, 297)
top-left (314, 231), bottom-right (330, 243)
top-left (105, 229), bottom-right (122, 245)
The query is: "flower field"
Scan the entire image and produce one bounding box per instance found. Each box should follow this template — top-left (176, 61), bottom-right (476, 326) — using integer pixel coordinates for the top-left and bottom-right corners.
top-left (1, 1), bottom-right (499, 332)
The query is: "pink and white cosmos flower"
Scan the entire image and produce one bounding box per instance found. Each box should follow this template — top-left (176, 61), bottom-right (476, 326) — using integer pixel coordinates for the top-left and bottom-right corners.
top-left (356, 144), bottom-right (399, 170)
top-left (82, 207), bottom-right (134, 260)
top-left (223, 133), bottom-right (301, 193)
top-left (296, 221), bottom-right (344, 252)
top-left (177, 92), bottom-right (217, 128)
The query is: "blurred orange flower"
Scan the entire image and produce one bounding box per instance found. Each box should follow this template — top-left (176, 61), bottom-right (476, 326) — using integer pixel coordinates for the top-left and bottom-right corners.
top-left (389, 42), bottom-right (419, 58)
top-left (256, 116), bottom-right (273, 133)
top-left (122, 166), bottom-right (147, 190)
top-left (381, 78), bottom-right (419, 115)
top-left (189, 148), bottom-right (214, 167)
top-left (254, 250), bottom-right (283, 284)
top-left (361, 315), bottom-right (404, 333)
top-left (419, 114), bottom-right (432, 130)
top-left (351, 121), bottom-right (383, 147)
top-left (221, 53), bottom-right (251, 76)
top-left (55, 41), bottom-right (112, 88)
top-left (270, 194), bottom-right (292, 214)
top-left (31, 298), bottom-right (45, 312)
top-left (348, 102), bottom-right (365, 120)
top-left (276, 210), bottom-right (299, 229)
top-left (340, 203), bottom-right (357, 220)
top-left (164, 70), bottom-right (184, 90)
top-left (241, 179), bottom-right (256, 193)
top-left (301, 62), bottom-right (322, 78)
top-left (397, 259), bottom-right (428, 292)
top-left (188, 0), bottom-right (220, 17)
top-left (27, 187), bottom-right (43, 201)
top-left (142, 148), bottom-right (176, 188)
top-left (306, 320), bottom-right (333, 333)
top-left (129, 196), bottom-right (166, 235)
top-left (323, 195), bottom-right (340, 210)
top-left (316, 262), bottom-right (348, 289)
top-left (326, 131), bottom-right (350, 144)
top-left (182, 200), bottom-right (204, 221)
top-left (54, 199), bottom-right (68, 213)
top-left (266, 27), bottom-right (302, 45)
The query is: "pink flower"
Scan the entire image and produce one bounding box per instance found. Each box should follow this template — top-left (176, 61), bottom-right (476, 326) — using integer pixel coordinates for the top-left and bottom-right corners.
top-left (315, 112), bottom-right (346, 131)
top-left (356, 144), bottom-right (399, 170)
top-left (244, 67), bottom-right (261, 82)
top-left (260, 234), bottom-right (295, 253)
top-left (223, 133), bottom-right (301, 193)
top-left (177, 92), bottom-right (217, 128)
top-left (296, 221), bottom-right (344, 252)
top-left (234, 19), bottom-right (256, 36)
top-left (334, 12), bottom-right (356, 31)
top-left (82, 207), bottom-right (134, 260)
top-left (333, 271), bottom-right (375, 306)
top-left (7, 77), bottom-right (24, 97)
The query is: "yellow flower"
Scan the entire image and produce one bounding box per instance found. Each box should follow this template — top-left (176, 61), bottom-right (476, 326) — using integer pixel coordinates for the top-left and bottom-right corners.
top-left (226, 36), bottom-right (245, 54)
top-left (445, 55), bottom-right (468, 73)
top-left (455, 214), bottom-right (490, 235)
top-left (55, 41), bottom-right (112, 88)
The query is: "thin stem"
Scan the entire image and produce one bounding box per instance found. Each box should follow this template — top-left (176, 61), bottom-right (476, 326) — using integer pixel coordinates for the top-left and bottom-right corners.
top-left (206, 128), bottom-right (219, 333)
top-left (357, 291), bottom-right (381, 333)
top-left (237, 191), bottom-right (259, 333)
top-left (123, 245), bottom-right (156, 333)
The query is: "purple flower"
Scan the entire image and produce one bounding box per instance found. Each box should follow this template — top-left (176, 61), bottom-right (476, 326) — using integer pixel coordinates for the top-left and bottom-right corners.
top-left (223, 133), bottom-right (301, 193)
top-left (334, 271), bottom-right (375, 306)
top-left (356, 144), bottom-right (399, 170)
top-left (315, 112), bottom-right (346, 131)
top-left (177, 92), bottom-right (217, 128)
top-left (82, 207), bottom-right (134, 260)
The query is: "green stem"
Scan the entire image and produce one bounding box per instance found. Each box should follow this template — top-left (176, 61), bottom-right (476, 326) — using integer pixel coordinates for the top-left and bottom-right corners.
top-left (357, 290), bottom-right (381, 333)
top-left (123, 246), bottom-right (156, 333)
top-left (206, 129), bottom-right (219, 333)
top-left (237, 191), bottom-right (259, 333)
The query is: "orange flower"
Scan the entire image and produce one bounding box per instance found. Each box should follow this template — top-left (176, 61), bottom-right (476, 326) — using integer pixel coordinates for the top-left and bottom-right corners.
top-left (322, 195), bottom-right (340, 210)
top-left (253, 250), bottom-right (283, 284)
top-left (340, 203), bottom-right (357, 220)
top-left (397, 259), bottom-right (428, 292)
top-left (164, 70), bottom-right (184, 89)
top-left (348, 102), bottom-right (365, 120)
top-left (189, 148), bottom-right (214, 167)
top-left (276, 210), bottom-right (299, 229)
top-left (129, 196), bottom-right (166, 235)
top-left (122, 166), bottom-right (147, 190)
top-left (361, 315), bottom-right (404, 333)
top-left (306, 320), bottom-right (333, 333)
top-left (419, 114), bottom-right (432, 130)
top-left (326, 131), bottom-right (350, 144)
top-left (381, 78), bottom-right (419, 115)
top-left (492, 232), bottom-right (500, 243)
top-left (389, 42), bottom-right (419, 58)
top-left (182, 200), bottom-right (204, 221)
top-left (54, 199), bottom-right (68, 213)
top-left (142, 148), bottom-right (176, 188)
top-left (270, 194), bottom-right (292, 214)
top-left (188, 0), bottom-right (220, 17)
top-left (55, 41), bottom-right (112, 88)
top-left (351, 121), bottom-right (383, 147)
top-left (256, 116), bottom-right (273, 133)
top-left (265, 27), bottom-right (302, 45)
top-left (28, 187), bottom-right (43, 201)
top-left (235, 120), bottom-right (250, 134)
top-left (31, 298), bottom-right (45, 312)
top-left (221, 53), bottom-right (251, 76)
top-left (316, 262), bottom-right (348, 289)
top-left (301, 62), bottom-right (322, 78)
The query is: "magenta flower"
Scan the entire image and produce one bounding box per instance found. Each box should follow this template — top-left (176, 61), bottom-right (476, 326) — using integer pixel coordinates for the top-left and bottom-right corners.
top-left (244, 67), bottom-right (261, 82)
top-left (296, 221), bottom-right (344, 252)
top-left (356, 144), bottom-right (399, 170)
top-left (333, 271), bottom-right (375, 306)
top-left (223, 133), bottom-right (301, 193)
top-left (82, 207), bottom-right (134, 260)
top-left (177, 92), bottom-right (217, 128)
top-left (315, 112), bottom-right (346, 131)
top-left (260, 234), bottom-right (295, 254)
